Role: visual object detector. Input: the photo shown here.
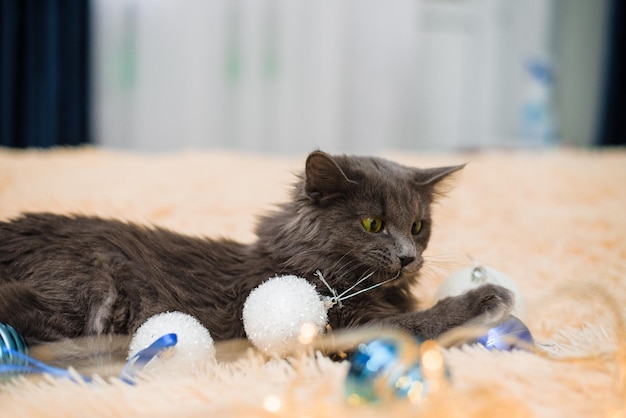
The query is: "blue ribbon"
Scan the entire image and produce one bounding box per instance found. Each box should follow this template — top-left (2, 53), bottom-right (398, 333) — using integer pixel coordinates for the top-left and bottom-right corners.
top-left (119, 333), bottom-right (177, 384)
top-left (0, 333), bottom-right (178, 385)
top-left (0, 349), bottom-right (91, 382)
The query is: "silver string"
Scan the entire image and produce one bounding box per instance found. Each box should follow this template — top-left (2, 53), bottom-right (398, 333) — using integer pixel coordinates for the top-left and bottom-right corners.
top-left (314, 270), bottom-right (401, 309)
top-left (336, 271), bottom-right (374, 299)
top-left (314, 270), bottom-right (341, 307)
top-left (337, 271), bottom-right (401, 302)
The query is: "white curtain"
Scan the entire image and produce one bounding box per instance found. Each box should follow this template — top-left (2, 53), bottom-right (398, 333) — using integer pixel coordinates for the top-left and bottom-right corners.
top-left (92, 0), bottom-right (422, 154)
top-left (92, 0), bottom-right (558, 154)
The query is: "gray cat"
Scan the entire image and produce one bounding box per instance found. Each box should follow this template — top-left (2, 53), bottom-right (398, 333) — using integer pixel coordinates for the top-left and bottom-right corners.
top-left (0, 151), bottom-right (513, 346)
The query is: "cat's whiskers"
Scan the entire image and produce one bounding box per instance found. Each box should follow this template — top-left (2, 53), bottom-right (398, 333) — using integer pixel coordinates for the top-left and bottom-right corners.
top-left (278, 247), bottom-right (360, 277)
top-left (331, 259), bottom-right (362, 283)
top-left (327, 250), bottom-right (361, 275)
top-left (420, 267), bottom-right (442, 281)
top-left (425, 253), bottom-right (466, 267)
top-left (313, 253), bottom-right (363, 285)
top-left (331, 262), bottom-right (378, 291)
top-left (421, 253), bottom-right (464, 278)
top-left (277, 247), bottom-right (325, 272)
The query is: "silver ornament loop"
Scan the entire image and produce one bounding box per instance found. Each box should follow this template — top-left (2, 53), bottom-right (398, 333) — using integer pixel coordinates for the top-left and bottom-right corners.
top-left (470, 265), bottom-right (488, 283)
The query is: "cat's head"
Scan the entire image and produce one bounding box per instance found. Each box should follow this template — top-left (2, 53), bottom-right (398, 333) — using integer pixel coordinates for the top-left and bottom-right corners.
top-left (257, 151), bottom-right (463, 288)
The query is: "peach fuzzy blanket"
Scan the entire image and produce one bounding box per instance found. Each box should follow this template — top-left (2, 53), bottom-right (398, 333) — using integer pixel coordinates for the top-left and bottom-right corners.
top-left (0, 147), bottom-right (625, 417)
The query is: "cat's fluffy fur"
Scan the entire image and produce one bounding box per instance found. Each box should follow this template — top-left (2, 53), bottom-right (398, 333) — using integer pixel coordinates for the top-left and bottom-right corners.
top-left (0, 151), bottom-right (513, 346)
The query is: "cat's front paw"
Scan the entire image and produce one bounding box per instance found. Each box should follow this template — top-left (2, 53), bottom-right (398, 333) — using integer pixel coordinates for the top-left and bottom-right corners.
top-left (464, 283), bottom-right (515, 326)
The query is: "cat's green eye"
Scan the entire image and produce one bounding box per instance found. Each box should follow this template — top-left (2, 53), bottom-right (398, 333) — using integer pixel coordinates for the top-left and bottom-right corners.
top-left (361, 217), bottom-right (384, 233)
top-left (411, 221), bottom-right (423, 235)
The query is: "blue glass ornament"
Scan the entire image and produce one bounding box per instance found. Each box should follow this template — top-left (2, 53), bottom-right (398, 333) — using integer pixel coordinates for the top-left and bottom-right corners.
top-left (475, 316), bottom-right (535, 352)
top-left (345, 337), bottom-right (449, 405)
top-left (0, 323), bottom-right (29, 379)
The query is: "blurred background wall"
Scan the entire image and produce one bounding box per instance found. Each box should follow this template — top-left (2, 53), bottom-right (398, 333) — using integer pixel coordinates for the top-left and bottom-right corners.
top-left (1, 0), bottom-right (620, 153)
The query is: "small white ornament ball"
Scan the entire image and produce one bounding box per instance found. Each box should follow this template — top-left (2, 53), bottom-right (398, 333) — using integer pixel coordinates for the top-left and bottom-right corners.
top-left (243, 275), bottom-right (328, 356)
top-left (434, 265), bottom-right (526, 319)
top-left (129, 311), bottom-right (216, 375)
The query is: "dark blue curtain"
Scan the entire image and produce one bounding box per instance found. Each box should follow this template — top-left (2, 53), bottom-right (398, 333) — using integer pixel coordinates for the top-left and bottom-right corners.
top-left (0, 0), bottom-right (90, 148)
top-left (598, 0), bottom-right (625, 146)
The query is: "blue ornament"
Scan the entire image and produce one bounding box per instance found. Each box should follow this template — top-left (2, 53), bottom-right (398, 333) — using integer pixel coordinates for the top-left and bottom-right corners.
top-left (475, 315), bottom-right (535, 352)
top-left (345, 337), bottom-right (450, 405)
top-left (0, 323), bottom-right (29, 379)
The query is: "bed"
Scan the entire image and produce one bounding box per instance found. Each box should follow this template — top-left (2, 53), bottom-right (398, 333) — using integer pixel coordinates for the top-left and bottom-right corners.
top-left (1, 147), bottom-right (625, 417)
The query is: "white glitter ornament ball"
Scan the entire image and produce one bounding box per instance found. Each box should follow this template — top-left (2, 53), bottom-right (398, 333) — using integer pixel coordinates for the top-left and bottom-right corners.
top-left (128, 311), bottom-right (216, 375)
top-left (243, 275), bottom-right (328, 356)
top-left (434, 265), bottom-right (526, 319)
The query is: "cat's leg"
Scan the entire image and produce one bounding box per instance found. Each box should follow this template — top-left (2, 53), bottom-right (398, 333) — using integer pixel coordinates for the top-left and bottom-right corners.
top-left (0, 282), bottom-right (74, 344)
top-left (379, 284), bottom-right (515, 340)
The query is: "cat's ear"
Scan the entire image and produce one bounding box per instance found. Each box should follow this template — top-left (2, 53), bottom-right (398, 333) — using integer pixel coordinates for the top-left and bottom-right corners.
top-left (305, 151), bottom-right (356, 202)
top-left (413, 164), bottom-right (465, 195)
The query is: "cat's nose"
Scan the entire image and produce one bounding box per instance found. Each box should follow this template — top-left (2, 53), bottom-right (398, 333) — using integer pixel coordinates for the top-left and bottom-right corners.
top-left (399, 255), bottom-right (415, 267)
